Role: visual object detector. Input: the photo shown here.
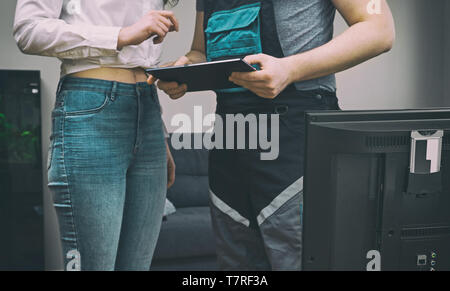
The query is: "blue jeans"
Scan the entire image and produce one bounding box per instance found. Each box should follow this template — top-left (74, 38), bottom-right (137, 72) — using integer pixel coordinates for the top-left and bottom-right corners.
top-left (47, 78), bottom-right (167, 271)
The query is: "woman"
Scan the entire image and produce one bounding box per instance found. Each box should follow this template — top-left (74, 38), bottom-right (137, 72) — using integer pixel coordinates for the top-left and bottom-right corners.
top-left (14, 0), bottom-right (179, 271)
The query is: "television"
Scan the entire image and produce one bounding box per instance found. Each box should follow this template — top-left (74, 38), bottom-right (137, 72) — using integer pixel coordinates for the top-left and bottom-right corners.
top-left (0, 70), bottom-right (44, 270)
top-left (302, 109), bottom-right (450, 271)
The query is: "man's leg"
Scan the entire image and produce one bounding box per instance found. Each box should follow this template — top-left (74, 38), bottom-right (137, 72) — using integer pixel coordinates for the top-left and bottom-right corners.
top-left (256, 182), bottom-right (303, 271)
top-left (209, 200), bottom-right (272, 271)
top-left (242, 152), bottom-right (303, 271)
top-left (209, 148), bottom-right (271, 271)
top-left (242, 103), bottom-right (306, 271)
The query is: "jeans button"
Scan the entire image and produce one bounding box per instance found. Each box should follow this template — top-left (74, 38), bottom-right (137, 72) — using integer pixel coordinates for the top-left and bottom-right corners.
top-left (315, 94), bottom-right (323, 100)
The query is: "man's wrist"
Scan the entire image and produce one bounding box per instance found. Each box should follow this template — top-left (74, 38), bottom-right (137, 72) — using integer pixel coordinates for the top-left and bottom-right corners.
top-left (280, 56), bottom-right (297, 85)
top-left (282, 54), bottom-right (307, 84)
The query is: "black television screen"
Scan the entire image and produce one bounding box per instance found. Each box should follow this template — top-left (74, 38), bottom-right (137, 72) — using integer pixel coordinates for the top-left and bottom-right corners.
top-left (303, 109), bottom-right (450, 271)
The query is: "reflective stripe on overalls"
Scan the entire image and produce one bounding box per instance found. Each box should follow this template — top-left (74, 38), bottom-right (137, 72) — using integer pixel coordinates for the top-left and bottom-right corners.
top-left (203, 0), bottom-right (339, 271)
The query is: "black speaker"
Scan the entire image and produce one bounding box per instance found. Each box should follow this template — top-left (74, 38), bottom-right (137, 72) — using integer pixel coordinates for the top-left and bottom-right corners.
top-left (0, 70), bottom-right (44, 270)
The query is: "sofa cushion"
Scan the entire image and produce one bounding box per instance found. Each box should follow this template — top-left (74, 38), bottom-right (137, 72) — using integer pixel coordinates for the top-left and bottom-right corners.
top-left (153, 207), bottom-right (216, 261)
top-left (167, 175), bottom-right (210, 208)
top-left (170, 147), bottom-right (209, 177)
top-left (167, 134), bottom-right (210, 208)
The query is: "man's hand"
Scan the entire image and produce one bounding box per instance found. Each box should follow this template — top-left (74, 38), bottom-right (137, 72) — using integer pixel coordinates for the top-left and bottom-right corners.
top-left (117, 10), bottom-right (179, 50)
top-left (166, 140), bottom-right (176, 189)
top-left (148, 56), bottom-right (191, 100)
top-left (229, 54), bottom-right (293, 99)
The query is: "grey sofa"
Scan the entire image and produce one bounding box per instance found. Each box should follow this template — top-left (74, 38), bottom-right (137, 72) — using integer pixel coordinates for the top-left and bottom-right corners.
top-left (151, 134), bottom-right (218, 271)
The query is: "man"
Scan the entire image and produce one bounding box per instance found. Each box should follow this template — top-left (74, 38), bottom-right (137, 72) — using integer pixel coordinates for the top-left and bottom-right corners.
top-left (150, 0), bottom-right (395, 270)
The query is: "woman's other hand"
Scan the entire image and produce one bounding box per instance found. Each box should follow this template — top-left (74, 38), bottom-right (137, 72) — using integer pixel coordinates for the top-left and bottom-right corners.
top-left (166, 140), bottom-right (176, 189)
top-left (147, 56), bottom-right (191, 100)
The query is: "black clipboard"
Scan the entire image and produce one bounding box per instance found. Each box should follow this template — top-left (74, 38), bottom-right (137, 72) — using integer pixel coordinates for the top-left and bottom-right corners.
top-left (145, 58), bottom-right (256, 92)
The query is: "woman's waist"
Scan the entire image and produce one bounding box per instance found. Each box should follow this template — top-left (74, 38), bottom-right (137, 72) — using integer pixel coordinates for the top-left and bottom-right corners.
top-left (67, 67), bottom-right (149, 84)
top-left (60, 49), bottom-right (161, 83)
top-left (57, 76), bottom-right (155, 99)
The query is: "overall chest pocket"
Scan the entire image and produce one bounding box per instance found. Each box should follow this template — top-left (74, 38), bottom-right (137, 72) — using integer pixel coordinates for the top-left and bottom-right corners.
top-left (205, 2), bottom-right (263, 61)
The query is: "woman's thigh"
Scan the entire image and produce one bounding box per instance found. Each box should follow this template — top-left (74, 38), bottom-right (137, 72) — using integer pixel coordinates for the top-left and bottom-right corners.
top-left (114, 85), bottom-right (167, 270)
top-left (48, 84), bottom-right (137, 270)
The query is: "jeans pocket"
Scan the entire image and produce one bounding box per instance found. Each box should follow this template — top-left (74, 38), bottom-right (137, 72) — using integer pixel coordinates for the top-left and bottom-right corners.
top-left (63, 90), bottom-right (110, 116)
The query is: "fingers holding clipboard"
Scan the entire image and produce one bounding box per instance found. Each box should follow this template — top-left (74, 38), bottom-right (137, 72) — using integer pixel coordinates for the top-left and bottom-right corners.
top-left (145, 58), bottom-right (256, 92)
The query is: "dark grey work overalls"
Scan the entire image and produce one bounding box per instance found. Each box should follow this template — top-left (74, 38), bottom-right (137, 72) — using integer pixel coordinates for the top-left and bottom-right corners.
top-left (203, 0), bottom-right (340, 270)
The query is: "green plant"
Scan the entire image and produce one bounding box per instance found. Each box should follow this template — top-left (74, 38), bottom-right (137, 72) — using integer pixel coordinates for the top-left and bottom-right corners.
top-left (0, 111), bottom-right (39, 164)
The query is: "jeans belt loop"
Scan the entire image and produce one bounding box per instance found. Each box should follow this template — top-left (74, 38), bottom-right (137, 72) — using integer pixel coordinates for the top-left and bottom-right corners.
top-left (110, 81), bottom-right (118, 102)
top-left (135, 85), bottom-right (141, 99)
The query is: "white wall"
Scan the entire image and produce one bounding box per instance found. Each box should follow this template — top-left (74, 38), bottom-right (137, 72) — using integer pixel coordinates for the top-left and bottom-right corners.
top-left (335, 0), bottom-right (446, 110)
top-left (1, 0), bottom-right (449, 270)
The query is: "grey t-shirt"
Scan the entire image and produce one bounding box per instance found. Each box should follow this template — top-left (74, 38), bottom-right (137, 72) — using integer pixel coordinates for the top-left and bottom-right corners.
top-left (197, 0), bottom-right (336, 92)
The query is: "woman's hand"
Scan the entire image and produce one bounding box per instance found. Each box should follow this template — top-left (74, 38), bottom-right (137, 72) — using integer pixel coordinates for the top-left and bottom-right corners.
top-left (166, 140), bottom-right (176, 189)
top-left (117, 10), bottom-right (179, 50)
top-left (148, 56), bottom-right (191, 100)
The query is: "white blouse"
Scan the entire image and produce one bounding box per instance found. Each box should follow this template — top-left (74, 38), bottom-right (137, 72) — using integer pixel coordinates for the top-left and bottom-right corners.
top-left (14, 0), bottom-right (165, 76)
